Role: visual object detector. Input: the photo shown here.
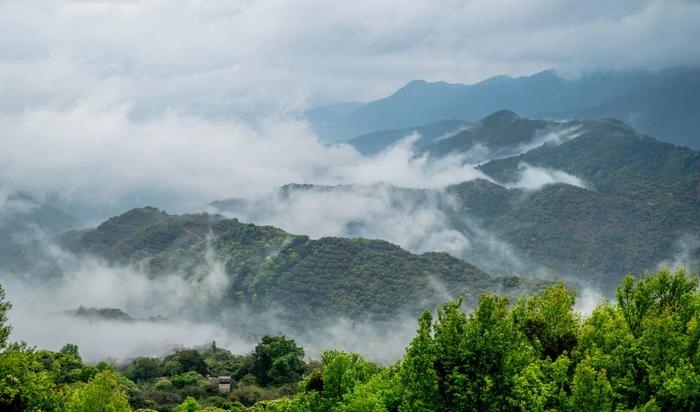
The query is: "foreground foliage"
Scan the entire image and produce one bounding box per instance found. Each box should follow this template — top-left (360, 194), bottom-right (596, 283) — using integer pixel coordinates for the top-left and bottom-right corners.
top-left (1, 267), bottom-right (700, 410)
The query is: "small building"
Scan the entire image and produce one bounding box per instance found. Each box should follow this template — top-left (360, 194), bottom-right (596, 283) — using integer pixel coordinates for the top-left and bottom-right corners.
top-left (218, 376), bottom-right (231, 393)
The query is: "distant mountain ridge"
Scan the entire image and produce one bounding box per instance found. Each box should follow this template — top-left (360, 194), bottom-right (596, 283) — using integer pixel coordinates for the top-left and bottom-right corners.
top-left (0, 192), bottom-right (77, 247)
top-left (314, 67), bottom-right (699, 149)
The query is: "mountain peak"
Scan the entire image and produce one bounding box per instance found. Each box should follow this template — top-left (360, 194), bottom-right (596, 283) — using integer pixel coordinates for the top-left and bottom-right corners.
top-left (95, 206), bottom-right (169, 233)
top-left (403, 79), bottom-right (427, 88)
top-left (392, 79), bottom-right (429, 95)
top-left (480, 109), bottom-right (520, 125)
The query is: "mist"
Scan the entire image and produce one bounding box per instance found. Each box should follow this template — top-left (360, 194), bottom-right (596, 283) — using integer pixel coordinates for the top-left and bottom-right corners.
top-left (0, 237), bottom-right (428, 363)
top-left (0, 105), bottom-right (495, 218)
top-left (657, 234), bottom-right (700, 273)
top-left (508, 163), bottom-right (590, 191)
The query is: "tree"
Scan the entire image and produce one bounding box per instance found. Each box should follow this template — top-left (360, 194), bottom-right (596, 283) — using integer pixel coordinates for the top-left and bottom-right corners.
top-left (616, 268), bottom-right (697, 338)
top-left (0, 344), bottom-right (65, 411)
top-left (164, 350), bottom-right (207, 376)
top-left (513, 282), bottom-right (580, 360)
top-left (432, 295), bottom-right (534, 410)
top-left (0, 283), bottom-right (11, 348)
top-left (66, 370), bottom-right (131, 412)
top-left (319, 350), bottom-right (379, 404)
top-left (575, 303), bottom-right (637, 407)
top-left (251, 336), bottom-right (305, 386)
top-left (400, 309), bottom-right (438, 411)
top-left (123, 357), bottom-right (164, 382)
top-left (569, 362), bottom-right (613, 411)
top-left (173, 396), bottom-right (200, 412)
top-left (339, 367), bottom-right (401, 412)
top-left (60, 343), bottom-right (82, 361)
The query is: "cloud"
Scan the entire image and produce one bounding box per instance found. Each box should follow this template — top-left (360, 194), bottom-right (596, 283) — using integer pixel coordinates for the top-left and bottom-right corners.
top-left (209, 183), bottom-right (471, 257)
top-left (0, 106), bottom-right (493, 215)
top-left (574, 287), bottom-right (606, 316)
top-left (657, 234), bottom-right (700, 272)
top-left (208, 180), bottom-right (539, 277)
top-left (0, 242), bottom-right (424, 363)
top-left (0, 0), bottom-right (698, 112)
top-left (507, 163), bottom-right (590, 191)
top-left (511, 126), bottom-right (584, 156)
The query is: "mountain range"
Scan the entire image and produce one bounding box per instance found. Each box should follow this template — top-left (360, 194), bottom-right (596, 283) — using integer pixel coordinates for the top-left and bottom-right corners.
top-left (2, 106), bottom-right (698, 324)
top-left (216, 110), bottom-right (700, 291)
top-left (309, 67), bottom-right (700, 149)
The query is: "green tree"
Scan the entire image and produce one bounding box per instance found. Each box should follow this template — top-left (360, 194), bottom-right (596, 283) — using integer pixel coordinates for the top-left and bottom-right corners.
top-left (616, 268), bottom-right (697, 338)
top-left (0, 343), bottom-right (65, 411)
top-left (60, 343), bottom-right (82, 361)
top-left (316, 350), bottom-right (380, 410)
top-left (513, 282), bottom-right (579, 360)
top-left (432, 295), bottom-right (534, 410)
top-left (66, 370), bottom-right (131, 412)
top-left (575, 303), bottom-right (636, 407)
top-left (569, 361), bottom-right (613, 411)
top-left (0, 283), bottom-right (11, 348)
top-left (164, 350), bottom-right (208, 376)
top-left (339, 367), bottom-right (401, 412)
top-left (251, 336), bottom-right (305, 386)
top-left (400, 310), bottom-right (438, 411)
top-left (123, 357), bottom-right (164, 382)
top-left (173, 396), bottom-right (201, 412)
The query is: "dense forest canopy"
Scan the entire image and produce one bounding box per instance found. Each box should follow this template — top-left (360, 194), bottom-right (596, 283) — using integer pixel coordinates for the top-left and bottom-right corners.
top-left (1, 267), bottom-right (699, 411)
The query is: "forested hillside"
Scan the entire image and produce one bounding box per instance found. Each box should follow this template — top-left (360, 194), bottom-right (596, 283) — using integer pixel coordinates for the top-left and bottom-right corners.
top-left (459, 116), bottom-right (700, 287)
top-left (212, 112), bottom-right (700, 291)
top-left (2, 267), bottom-right (698, 411)
top-left (36, 208), bottom-right (544, 324)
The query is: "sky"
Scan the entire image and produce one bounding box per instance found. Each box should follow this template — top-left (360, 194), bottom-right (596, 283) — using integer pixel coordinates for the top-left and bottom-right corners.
top-left (1, 0), bottom-right (699, 114)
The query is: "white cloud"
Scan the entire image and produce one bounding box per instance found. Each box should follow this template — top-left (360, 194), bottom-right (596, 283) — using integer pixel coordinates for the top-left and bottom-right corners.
top-left (0, 0), bottom-right (698, 112)
top-left (508, 163), bottom-right (590, 191)
top-left (210, 183), bottom-right (472, 257)
top-left (0, 105), bottom-right (490, 212)
top-left (0, 242), bottom-right (424, 363)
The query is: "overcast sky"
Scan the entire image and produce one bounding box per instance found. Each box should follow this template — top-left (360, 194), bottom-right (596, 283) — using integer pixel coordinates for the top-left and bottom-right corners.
top-left (1, 0), bottom-right (699, 114)
top-left (1, 0), bottom-right (699, 209)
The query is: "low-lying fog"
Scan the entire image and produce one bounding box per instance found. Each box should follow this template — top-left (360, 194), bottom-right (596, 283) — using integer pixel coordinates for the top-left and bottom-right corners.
top-left (1, 247), bottom-right (421, 363)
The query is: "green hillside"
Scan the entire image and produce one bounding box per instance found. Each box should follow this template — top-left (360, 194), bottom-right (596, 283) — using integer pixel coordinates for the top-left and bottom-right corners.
top-left (58, 209), bottom-right (546, 324)
top-left (425, 110), bottom-right (553, 158)
top-left (440, 116), bottom-right (700, 287)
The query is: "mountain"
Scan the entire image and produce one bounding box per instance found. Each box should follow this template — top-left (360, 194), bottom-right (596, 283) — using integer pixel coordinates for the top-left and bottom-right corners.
top-left (310, 67), bottom-right (700, 149)
top-left (344, 109), bottom-right (584, 160)
top-left (424, 110), bottom-right (572, 160)
top-left (222, 111), bottom-right (700, 291)
top-left (345, 119), bottom-right (469, 155)
top-left (557, 67), bottom-right (700, 149)
top-left (49, 208), bottom-right (546, 325)
top-left (443, 114), bottom-right (700, 288)
top-left (0, 192), bottom-right (77, 247)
